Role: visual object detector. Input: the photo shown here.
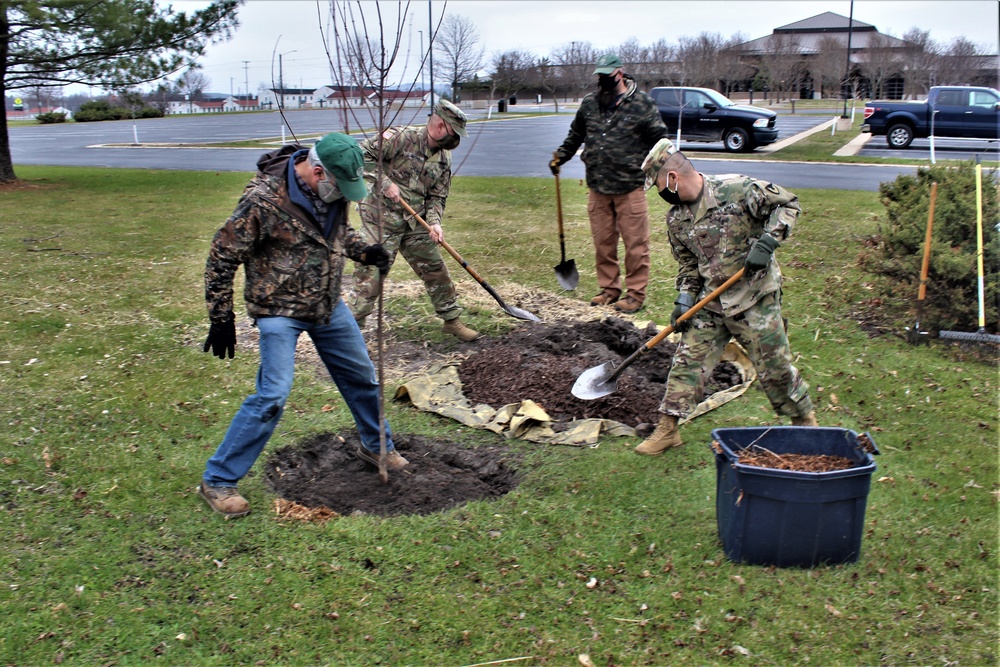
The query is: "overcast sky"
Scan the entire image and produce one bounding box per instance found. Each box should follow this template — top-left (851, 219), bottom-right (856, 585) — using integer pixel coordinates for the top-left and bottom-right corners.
top-left (171, 0), bottom-right (999, 96)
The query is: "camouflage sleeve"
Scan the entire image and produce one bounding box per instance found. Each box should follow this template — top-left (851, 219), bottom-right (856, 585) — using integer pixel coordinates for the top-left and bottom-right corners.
top-left (342, 224), bottom-right (369, 261)
top-left (423, 159), bottom-right (450, 228)
top-left (204, 194), bottom-right (260, 322)
top-left (745, 179), bottom-right (801, 241)
top-left (555, 105), bottom-right (587, 164)
top-left (667, 214), bottom-right (704, 296)
top-left (639, 94), bottom-right (669, 144)
top-left (361, 128), bottom-right (404, 197)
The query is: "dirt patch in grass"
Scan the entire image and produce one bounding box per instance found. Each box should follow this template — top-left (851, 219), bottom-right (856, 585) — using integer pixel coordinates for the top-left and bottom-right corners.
top-left (264, 432), bottom-right (519, 518)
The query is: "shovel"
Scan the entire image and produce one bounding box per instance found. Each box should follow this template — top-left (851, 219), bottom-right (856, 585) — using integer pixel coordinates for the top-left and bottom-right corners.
top-left (572, 269), bottom-right (745, 400)
top-left (553, 171), bottom-right (579, 290)
top-left (906, 181), bottom-right (936, 345)
top-left (398, 198), bottom-right (541, 323)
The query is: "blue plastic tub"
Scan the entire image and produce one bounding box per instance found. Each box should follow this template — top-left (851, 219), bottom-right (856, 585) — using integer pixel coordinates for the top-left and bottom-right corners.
top-left (711, 426), bottom-right (879, 568)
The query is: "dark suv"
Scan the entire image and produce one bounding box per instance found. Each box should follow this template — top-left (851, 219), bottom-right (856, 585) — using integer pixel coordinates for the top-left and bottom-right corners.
top-left (650, 87), bottom-right (779, 152)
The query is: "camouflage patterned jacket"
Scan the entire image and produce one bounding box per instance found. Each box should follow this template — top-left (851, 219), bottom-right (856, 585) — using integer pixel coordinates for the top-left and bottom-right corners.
top-left (205, 145), bottom-right (368, 324)
top-left (555, 76), bottom-right (668, 195)
top-left (666, 174), bottom-right (801, 316)
top-left (358, 126), bottom-right (450, 231)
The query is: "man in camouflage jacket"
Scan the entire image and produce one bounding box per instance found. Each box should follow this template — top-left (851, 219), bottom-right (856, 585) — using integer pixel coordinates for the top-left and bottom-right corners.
top-left (633, 138), bottom-right (818, 456)
top-left (550, 54), bottom-right (668, 314)
top-left (349, 100), bottom-right (479, 342)
top-left (199, 133), bottom-right (401, 518)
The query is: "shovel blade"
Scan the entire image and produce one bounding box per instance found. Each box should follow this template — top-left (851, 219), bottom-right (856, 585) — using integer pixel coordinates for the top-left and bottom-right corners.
top-left (554, 259), bottom-right (579, 291)
top-left (505, 304), bottom-right (542, 323)
top-left (571, 361), bottom-right (618, 400)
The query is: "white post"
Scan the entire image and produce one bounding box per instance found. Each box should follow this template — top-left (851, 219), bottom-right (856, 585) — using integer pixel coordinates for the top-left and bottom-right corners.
top-left (133, 122), bottom-right (139, 144)
top-left (281, 124), bottom-right (286, 144)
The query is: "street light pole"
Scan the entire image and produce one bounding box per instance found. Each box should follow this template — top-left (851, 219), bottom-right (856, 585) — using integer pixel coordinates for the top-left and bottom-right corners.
top-left (842, 0), bottom-right (854, 118)
top-left (427, 0), bottom-right (434, 112)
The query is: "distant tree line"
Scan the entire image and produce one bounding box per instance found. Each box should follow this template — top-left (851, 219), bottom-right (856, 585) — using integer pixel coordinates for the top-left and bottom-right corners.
top-left (435, 18), bottom-right (996, 104)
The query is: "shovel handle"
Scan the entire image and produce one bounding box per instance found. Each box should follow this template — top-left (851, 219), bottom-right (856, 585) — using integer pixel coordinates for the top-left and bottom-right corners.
top-left (607, 269), bottom-right (746, 384)
top-left (398, 198), bottom-right (487, 283)
top-left (917, 182), bottom-right (937, 302)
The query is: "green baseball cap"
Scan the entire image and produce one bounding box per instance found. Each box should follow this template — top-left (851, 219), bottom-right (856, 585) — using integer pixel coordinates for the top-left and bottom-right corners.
top-left (641, 137), bottom-right (679, 190)
top-left (593, 53), bottom-right (622, 75)
top-left (313, 132), bottom-right (367, 202)
top-left (434, 99), bottom-right (468, 137)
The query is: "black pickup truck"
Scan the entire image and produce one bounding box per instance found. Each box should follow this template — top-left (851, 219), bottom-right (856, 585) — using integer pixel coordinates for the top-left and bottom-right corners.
top-left (649, 86), bottom-right (779, 152)
top-left (861, 86), bottom-right (1000, 148)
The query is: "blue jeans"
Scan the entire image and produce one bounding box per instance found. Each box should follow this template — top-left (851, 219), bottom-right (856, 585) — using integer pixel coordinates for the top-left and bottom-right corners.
top-left (203, 300), bottom-right (394, 487)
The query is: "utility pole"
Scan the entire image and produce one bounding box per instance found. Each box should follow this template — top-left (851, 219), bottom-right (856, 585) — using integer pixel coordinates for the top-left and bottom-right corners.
top-left (243, 60), bottom-right (250, 107)
top-left (842, 0), bottom-right (854, 118)
top-left (427, 0), bottom-right (434, 112)
top-left (279, 53), bottom-right (285, 109)
top-left (419, 30), bottom-right (425, 100)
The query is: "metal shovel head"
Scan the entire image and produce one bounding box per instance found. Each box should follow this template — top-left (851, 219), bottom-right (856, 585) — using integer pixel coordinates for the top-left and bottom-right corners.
top-left (505, 304), bottom-right (542, 323)
top-left (571, 360), bottom-right (619, 400)
top-left (554, 259), bottom-right (579, 291)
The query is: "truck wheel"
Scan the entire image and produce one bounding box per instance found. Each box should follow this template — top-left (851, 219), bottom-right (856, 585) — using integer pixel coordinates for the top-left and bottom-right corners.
top-left (886, 123), bottom-right (914, 148)
top-left (724, 128), bottom-right (751, 153)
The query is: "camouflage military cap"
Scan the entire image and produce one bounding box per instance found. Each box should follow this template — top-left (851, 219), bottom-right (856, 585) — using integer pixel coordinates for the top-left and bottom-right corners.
top-left (434, 99), bottom-right (468, 137)
top-left (641, 137), bottom-right (679, 190)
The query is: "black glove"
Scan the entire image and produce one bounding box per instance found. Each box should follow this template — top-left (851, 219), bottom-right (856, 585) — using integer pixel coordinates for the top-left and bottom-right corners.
top-left (549, 151), bottom-right (562, 176)
top-left (744, 233), bottom-right (780, 273)
top-left (360, 244), bottom-right (391, 275)
top-left (670, 293), bottom-right (697, 334)
top-left (203, 317), bottom-right (236, 359)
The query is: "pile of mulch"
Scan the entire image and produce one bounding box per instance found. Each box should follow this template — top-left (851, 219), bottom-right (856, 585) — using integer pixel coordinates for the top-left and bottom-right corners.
top-left (458, 318), bottom-right (743, 430)
top-left (737, 451), bottom-right (857, 472)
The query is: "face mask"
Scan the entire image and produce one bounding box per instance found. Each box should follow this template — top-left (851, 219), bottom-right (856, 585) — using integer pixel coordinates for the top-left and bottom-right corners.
top-left (658, 176), bottom-right (683, 206)
top-left (598, 74), bottom-right (618, 93)
top-left (317, 176), bottom-right (342, 203)
top-left (436, 131), bottom-right (460, 150)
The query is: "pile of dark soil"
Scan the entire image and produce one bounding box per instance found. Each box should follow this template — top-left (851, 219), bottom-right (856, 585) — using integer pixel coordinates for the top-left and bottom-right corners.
top-left (264, 432), bottom-right (519, 517)
top-left (458, 318), bottom-right (742, 429)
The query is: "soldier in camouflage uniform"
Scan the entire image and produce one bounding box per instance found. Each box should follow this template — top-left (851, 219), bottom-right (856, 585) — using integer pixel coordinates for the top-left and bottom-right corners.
top-left (348, 100), bottom-right (479, 341)
top-left (199, 133), bottom-right (402, 518)
top-left (634, 138), bottom-right (818, 456)
top-left (550, 53), bottom-right (668, 314)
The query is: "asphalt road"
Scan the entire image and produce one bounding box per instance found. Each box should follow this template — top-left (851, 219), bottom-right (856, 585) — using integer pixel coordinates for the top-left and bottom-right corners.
top-left (9, 106), bottom-right (971, 191)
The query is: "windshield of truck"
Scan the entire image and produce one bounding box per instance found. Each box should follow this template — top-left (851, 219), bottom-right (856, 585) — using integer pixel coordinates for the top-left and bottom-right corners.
top-left (694, 89), bottom-right (735, 108)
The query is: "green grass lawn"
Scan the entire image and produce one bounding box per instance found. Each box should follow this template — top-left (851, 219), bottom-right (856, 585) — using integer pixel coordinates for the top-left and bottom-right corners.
top-left (0, 166), bottom-right (996, 666)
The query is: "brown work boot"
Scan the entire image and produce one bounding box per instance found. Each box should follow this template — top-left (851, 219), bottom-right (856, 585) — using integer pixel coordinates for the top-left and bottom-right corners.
top-left (634, 415), bottom-right (683, 455)
top-left (614, 294), bottom-right (644, 314)
top-left (791, 411), bottom-right (819, 427)
top-left (198, 482), bottom-right (250, 519)
top-left (442, 317), bottom-right (479, 341)
top-left (355, 445), bottom-right (409, 471)
top-left (590, 290), bottom-right (620, 307)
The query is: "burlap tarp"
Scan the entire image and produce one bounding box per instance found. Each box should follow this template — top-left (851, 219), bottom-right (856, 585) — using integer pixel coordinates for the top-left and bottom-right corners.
top-left (395, 336), bottom-right (756, 447)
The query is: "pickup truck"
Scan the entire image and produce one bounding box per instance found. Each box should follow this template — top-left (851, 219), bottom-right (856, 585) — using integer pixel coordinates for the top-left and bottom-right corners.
top-left (861, 86), bottom-right (1000, 148)
top-left (649, 86), bottom-right (779, 152)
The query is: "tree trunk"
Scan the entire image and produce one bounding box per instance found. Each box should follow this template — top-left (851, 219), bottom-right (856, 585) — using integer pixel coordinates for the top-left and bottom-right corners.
top-left (0, 5), bottom-right (17, 183)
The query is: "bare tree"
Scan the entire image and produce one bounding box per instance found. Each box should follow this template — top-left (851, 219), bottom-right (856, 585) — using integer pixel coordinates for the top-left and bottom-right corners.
top-left (761, 33), bottom-right (804, 101)
top-left (489, 49), bottom-right (535, 104)
top-left (900, 28), bottom-right (941, 97)
top-left (810, 35), bottom-right (848, 98)
top-left (717, 32), bottom-right (751, 95)
top-left (551, 41), bottom-right (599, 101)
top-left (675, 32), bottom-right (726, 89)
top-left (859, 32), bottom-right (903, 99)
top-left (435, 14), bottom-right (484, 102)
top-left (534, 56), bottom-right (560, 111)
top-left (177, 68), bottom-right (210, 101)
top-left (937, 37), bottom-right (986, 86)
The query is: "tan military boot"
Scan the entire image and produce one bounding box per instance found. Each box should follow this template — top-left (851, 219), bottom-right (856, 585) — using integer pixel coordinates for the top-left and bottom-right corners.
top-left (442, 317), bottom-right (479, 342)
top-left (791, 411), bottom-right (819, 427)
top-left (634, 415), bottom-right (683, 455)
top-left (198, 482), bottom-right (250, 519)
